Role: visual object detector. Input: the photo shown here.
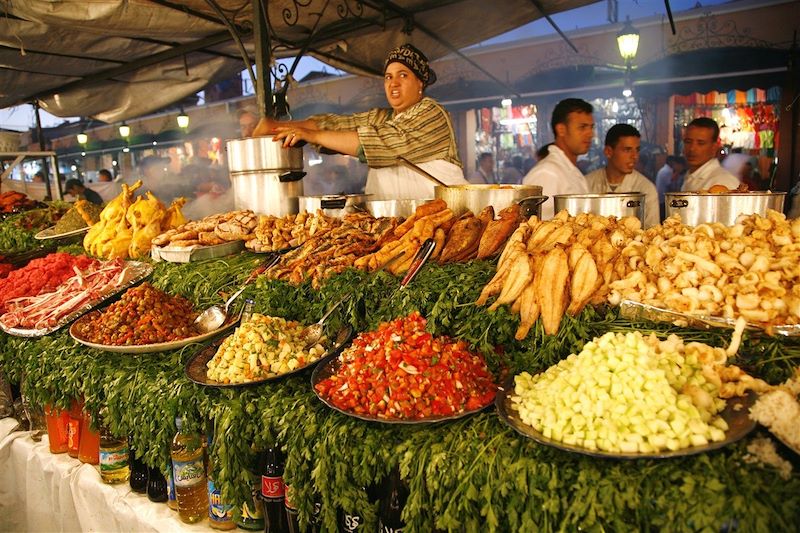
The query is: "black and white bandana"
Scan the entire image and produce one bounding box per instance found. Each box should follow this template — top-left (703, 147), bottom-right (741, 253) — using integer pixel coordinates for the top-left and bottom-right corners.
top-left (384, 43), bottom-right (437, 87)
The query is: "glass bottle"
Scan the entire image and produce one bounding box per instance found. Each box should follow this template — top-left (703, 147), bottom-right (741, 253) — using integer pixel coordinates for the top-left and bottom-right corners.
top-left (78, 411), bottom-right (99, 465)
top-left (99, 426), bottom-right (129, 484)
top-left (377, 468), bottom-right (409, 533)
top-left (241, 298), bottom-right (255, 323)
top-left (129, 441), bottom-right (149, 494)
top-left (259, 446), bottom-right (288, 533)
top-left (66, 399), bottom-right (83, 458)
top-left (207, 433), bottom-right (235, 529)
top-left (233, 448), bottom-right (264, 530)
top-left (44, 404), bottom-right (69, 454)
top-left (284, 483), bottom-right (300, 533)
top-left (171, 417), bottom-right (208, 524)
top-left (147, 466), bottom-right (168, 503)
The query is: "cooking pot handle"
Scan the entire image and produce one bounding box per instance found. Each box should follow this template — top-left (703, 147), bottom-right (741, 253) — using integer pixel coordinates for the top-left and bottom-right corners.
top-left (517, 195), bottom-right (549, 208)
top-left (670, 199), bottom-right (689, 208)
top-left (320, 196), bottom-right (347, 209)
top-left (626, 200), bottom-right (641, 208)
top-left (279, 171), bottom-right (306, 182)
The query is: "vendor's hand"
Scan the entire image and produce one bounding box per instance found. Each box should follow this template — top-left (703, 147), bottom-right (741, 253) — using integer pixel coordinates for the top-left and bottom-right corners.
top-left (273, 126), bottom-right (310, 148)
top-left (251, 117), bottom-right (279, 137)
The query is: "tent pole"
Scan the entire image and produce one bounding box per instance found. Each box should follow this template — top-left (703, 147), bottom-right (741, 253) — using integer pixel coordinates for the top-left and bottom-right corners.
top-left (32, 101), bottom-right (53, 200)
top-left (253, 0), bottom-right (274, 118)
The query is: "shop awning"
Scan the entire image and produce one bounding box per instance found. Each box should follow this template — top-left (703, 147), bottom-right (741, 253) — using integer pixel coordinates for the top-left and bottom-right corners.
top-left (0, 0), bottom-right (595, 123)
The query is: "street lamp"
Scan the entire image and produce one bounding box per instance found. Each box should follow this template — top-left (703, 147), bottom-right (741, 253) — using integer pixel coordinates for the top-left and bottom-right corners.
top-left (119, 123), bottom-right (131, 138)
top-left (616, 17), bottom-right (640, 62)
top-left (177, 108), bottom-right (189, 129)
top-left (76, 132), bottom-right (88, 145)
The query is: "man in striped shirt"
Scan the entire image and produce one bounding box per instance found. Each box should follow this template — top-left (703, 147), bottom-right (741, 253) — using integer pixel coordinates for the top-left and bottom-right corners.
top-left (255, 44), bottom-right (467, 199)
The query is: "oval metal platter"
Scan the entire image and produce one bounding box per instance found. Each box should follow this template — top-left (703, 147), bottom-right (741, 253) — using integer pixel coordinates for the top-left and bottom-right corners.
top-left (34, 225), bottom-right (90, 240)
top-left (311, 350), bottom-right (495, 425)
top-left (495, 375), bottom-right (757, 459)
top-left (185, 324), bottom-right (353, 388)
top-left (70, 312), bottom-right (238, 354)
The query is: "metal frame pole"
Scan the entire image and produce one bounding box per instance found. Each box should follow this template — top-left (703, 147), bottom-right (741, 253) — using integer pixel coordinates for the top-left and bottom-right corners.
top-left (253, 0), bottom-right (274, 118)
top-left (32, 102), bottom-right (54, 200)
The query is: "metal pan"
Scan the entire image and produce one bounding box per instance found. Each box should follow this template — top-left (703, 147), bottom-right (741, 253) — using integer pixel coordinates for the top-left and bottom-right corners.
top-left (553, 193), bottom-right (645, 221)
top-left (666, 192), bottom-right (785, 226)
top-left (434, 184), bottom-right (544, 216)
top-left (364, 199), bottom-right (434, 218)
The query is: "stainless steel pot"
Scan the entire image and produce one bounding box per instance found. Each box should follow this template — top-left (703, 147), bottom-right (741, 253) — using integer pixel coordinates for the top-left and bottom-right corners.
top-left (226, 137), bottom-right (303, 173)
top-left (298, 194), bottom-right (372, 217)
top-left (229, 171), bottom-right (303, 216)
top-left (553, 193), bottom-right (645, 221)
top-left (666, 192), bottom-right (786, 226)
top-left (365, 199), bottom-right (434, 218)
top-left (434, 184), bottom-right (544, 216)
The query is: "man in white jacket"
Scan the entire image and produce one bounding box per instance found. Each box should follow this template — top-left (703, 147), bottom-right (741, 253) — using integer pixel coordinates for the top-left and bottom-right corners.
top-left (584, 124), bottom-right (659, 228)
top-left (522, 98), bottom-right (592, 219)
top-left (681, 117), bottom-right (740, 192)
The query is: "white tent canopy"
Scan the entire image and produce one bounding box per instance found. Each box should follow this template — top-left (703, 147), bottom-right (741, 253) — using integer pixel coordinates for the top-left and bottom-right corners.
top-left (0, 0), bottom-right (594, 122)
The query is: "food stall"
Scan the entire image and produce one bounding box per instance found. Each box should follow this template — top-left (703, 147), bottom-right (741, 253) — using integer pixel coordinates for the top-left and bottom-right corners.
top-left (0, 184), bottom-right (798, 532)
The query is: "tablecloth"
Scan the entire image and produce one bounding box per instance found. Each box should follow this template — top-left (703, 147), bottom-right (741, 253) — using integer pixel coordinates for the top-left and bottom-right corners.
top-left (0, 419), bottom-right (211, 532)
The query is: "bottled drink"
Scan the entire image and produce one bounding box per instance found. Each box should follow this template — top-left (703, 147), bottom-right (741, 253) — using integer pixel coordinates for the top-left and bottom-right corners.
top-left (310, 499), bottom-right (322, 533)
top-left (147, 466), bottom-right (168, 503)
top-left (241, 298), bottom-right (255, 322)
top-left (167, 465), bottom-right (178, 510)
top-left (377, 469), bottom-right (409, 533)
top-left (171, 417), bottom-right (208, 524)
top-left (338, 509), bottom-right (364, 532)
top-left (66, 399), bottom-right (83, 458)
top-left (78, 412), bottom-right (99, 465)
top-left (43, 404), bottom-right (69, 454)
top-left (259, 446), bottom-right (288, 533)
top-left (233, 450), bottom-right (264, 530)
top-left (99, 427), bottom-right (129, 484)
top-left (129, 442), bottom-right (149, 494)
top-left (207, 434), bottom-right (235, 530)
top-left (284, 484), bottom-right (300, 533)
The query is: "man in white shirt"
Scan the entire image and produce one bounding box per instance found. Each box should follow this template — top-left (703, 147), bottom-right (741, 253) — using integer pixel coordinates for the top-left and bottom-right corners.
top-left (681, 117), bottom-right (740, 192)
top-left (584, 124), bottom-right (659, 228)
top-left (468, 152), bottom-right (496, 184)
top-left (522, 98), bottom-right (592, 219)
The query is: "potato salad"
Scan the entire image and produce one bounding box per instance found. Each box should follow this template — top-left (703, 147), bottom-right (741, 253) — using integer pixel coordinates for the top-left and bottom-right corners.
top-left (206, 314), bottom-right (326, 384)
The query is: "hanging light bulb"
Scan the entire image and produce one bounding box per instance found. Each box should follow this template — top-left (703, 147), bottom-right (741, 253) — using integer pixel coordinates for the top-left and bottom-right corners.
top-left (616, 17), bottom-right (640, 62)
top-left (177, 107), bottom-right (189, 129)
top-left (119, 123), bottom-right (131, 138)
top-left (76, 132), bottom-right (88, 145)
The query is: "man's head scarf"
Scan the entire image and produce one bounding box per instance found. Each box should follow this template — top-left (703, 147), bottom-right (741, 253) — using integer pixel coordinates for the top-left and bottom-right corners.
top-left (384, 43), bottom-right (437, 87)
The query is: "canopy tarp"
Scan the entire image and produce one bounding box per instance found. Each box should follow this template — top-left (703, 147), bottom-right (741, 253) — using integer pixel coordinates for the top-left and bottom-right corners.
top-left (0, 0), bottom-right (595, 122)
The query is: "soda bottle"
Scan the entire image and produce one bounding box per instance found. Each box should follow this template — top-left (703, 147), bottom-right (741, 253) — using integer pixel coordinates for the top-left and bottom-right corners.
top-left (284, 484), bottom-right (300, 533)
top-left (43, 404), bottom-right (69, 454)
top-left (259, 446), bottom-right (288, 533)
top-left (338, 508), bottom-right (364, 533)
top-left (234, 449), bottom-right (264, 530)
top-left (167, 464), bottom-right (178, 510)
top-left (78, 411), bottom-right (99, 465)
top-left (207, 434), bottom-right (235, 529)
top-left (377, 468), bottom-right (409, 533)
top-left (66, 399), bottom-right (83, 458)
top-left (99, 426), bottom-right (129, 484)
top-left (310, 498), bottom-right (322, 533)
top-left (147, 466), bottom-right (168, 503)
top-left (171, 417), bottom-right (208, 523)
top-left (241, 298), bottom-right (255, 322)
top-left (129, 441), bottom-right (148, 494)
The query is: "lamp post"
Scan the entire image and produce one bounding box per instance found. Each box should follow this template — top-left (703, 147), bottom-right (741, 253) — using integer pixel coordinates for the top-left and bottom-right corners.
top-left (616, 16), bottom-right (639, 97)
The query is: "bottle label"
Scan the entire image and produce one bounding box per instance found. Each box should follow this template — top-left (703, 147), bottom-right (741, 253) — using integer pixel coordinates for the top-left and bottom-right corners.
top-left (261, 475), bottom-right (284, 500)
top-left (240, 500), bottom-right (263, 521)
top-left (99, 446), bottom-right (129, 472)
top-left (67, 419), bottom-right (80, 450)
top-left (284, 484), bottom-right (297, 511)
top-left (378, 521), bottom-right (403, 533)
top-left (208, 479), bottom-right (234, 522)
top-left (342, 513), bottom-right (363, 532)
top-left (172, 458), bottom-right (205, 488)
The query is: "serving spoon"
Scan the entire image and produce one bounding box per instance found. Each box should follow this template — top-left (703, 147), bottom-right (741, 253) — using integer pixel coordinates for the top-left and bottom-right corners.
top-left (194, 252), bottom-right (282, 333)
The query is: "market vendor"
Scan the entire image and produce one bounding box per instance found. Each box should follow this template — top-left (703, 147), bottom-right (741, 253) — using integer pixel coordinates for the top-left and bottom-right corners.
top-left (680, 117), bottom-right (741, 192)
top-left (252, 43), bottom-right (468, 199)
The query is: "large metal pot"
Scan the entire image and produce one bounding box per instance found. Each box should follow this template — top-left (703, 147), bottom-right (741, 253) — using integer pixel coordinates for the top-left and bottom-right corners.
top-left (227, 137), bottom-right (303, 172)
top-left (229, 171), bottom-right (303, 216)
top-left (298, 194), bottom-right (372, 217)
top-left (666, 192), bottom-right (786, 226)
top-left (553, 193), bottom-right (645, 221)
top-left (365, 199), bottom-right (434, 218)
top-left (434, 184), bottom-right (544, 216)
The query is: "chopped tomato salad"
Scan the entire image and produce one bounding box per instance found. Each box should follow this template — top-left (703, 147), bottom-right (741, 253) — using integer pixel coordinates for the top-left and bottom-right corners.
top-left (315, 312), bottom-right (496, 420)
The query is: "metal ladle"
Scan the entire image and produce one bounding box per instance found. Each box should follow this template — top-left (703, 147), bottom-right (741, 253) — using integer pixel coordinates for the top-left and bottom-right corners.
top-left (194, 252), bottom-right (282, 334)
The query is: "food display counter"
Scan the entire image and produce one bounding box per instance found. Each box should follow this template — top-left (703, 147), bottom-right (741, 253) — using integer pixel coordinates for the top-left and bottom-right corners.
top-left (0, 195), bottom-right (798, 532)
